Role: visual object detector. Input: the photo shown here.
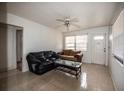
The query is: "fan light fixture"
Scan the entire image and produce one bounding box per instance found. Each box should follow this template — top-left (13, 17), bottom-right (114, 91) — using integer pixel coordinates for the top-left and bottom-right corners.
top-left (56, 17), bottom-right (80, 31)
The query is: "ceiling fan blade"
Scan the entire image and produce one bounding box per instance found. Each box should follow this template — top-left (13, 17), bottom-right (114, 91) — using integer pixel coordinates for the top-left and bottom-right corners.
top-left (54, 23), bottom-right (65, 28)
top-left (71, 23), bottom-right (80, 28)
top-left (56, 19), bottom-right (65, 22)
top-left (70, 18), bottom-right (78, 22)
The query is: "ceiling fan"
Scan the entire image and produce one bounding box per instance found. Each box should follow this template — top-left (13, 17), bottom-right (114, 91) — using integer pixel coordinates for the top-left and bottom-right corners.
top-left (56, 16), bottom-right (80, 31)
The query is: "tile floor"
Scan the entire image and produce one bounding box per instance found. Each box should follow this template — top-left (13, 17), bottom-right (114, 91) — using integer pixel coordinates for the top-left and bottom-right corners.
top-left (0, 63), bottom-right (114, 91)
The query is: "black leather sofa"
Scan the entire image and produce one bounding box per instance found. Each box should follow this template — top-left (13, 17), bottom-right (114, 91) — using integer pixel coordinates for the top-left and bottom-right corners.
top-left (26, 51), bottom-right (59, 74)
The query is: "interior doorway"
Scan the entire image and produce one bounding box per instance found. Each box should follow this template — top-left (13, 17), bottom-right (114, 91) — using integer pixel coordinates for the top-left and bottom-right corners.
top-left (91, 33), bottom-right (106, 65)
top-left (16, 29), bottom-right (23, 71)
top-left (0, 23), bottom-right (23, 72)
top-left (7, 24), bottom-right (23, 72)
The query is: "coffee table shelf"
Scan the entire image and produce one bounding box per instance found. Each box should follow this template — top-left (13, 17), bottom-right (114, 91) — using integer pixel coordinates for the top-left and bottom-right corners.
top-left (55, 59), bottom-right (82, 79)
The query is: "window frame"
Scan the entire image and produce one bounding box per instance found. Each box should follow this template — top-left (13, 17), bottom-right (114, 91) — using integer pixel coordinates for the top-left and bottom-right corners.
top-left (64, 34), bottom-right (88, 51)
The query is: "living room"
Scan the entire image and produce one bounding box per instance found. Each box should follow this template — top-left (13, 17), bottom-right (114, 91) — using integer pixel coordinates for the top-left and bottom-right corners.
top-left (0, 1), bottom-right (124, 92)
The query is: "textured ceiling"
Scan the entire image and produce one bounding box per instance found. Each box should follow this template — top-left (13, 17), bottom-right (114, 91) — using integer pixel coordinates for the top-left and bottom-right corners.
top-left (7, 2), bottom-right (122, 31)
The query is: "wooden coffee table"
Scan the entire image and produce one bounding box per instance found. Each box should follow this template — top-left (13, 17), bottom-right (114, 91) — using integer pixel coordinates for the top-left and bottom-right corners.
top-left (55, 59), bottom-right (82, 79)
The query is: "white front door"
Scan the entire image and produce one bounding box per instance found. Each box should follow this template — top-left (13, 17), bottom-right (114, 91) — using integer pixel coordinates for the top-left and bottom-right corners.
top-left (92, 33), bottom-right (106, 65)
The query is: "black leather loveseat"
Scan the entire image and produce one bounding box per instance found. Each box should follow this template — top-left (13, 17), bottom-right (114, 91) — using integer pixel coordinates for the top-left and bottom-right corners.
top-left (26, 51), bottom-right (59, 74)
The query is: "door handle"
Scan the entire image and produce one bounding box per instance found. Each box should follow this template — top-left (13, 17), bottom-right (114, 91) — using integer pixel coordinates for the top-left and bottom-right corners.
top-left (104, 48), bottom-right (106, 52)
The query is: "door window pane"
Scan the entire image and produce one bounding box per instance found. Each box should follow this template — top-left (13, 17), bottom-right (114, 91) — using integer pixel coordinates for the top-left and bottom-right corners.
top-left (94, 36), bottom-right (104, 40)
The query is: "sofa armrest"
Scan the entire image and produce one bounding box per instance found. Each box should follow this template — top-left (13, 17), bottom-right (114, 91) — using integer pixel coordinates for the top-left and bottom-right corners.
top-left (74, 52), bottom-right (83, 62)
top-left (57, 51), bottom-right (64, 55)
top-left (27, 54), bottom-right (42, 64)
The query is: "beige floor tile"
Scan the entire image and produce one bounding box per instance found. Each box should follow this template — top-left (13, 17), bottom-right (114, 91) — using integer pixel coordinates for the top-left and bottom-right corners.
top-left (0, 63), bottom-right (114, 91)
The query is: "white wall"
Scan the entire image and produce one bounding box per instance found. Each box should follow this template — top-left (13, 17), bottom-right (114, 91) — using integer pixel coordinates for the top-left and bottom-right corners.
top-left (63, 26), bottom-right (109, 65)
top-left (109, 9), bottom-right (124, 91)
top-left (7, 13), bottom-right (63, 72)
top-left (7, 25), bottom-right (17, 70)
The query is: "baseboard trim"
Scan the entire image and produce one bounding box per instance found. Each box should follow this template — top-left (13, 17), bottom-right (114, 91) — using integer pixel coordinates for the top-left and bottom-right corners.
top-left (7, 66), bottom-right (16, 71)
top-left (109, 67), bottom-right (118, 91)
top-left (22, 67), bottom-right (29, 72)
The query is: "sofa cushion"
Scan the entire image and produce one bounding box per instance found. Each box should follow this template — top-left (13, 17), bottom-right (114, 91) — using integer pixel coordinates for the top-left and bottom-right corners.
top-left (63, 50), bottom-right (72, 55)
top-left (60, 55), bottom-right (77, 61)
top-left (69, 50), bottom-right (76, 56)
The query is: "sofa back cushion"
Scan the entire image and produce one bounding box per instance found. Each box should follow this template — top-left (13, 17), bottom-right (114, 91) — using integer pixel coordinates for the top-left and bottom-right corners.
top-left (63, 50), bottom-right (75, 56)
top-left (43, 51), bottom-right (52, 58)
top-left (63, 50), bottom-right (81, 56)
top-left (69, 50), bottom-right (74, 56)
top-left (63, 50), bottom-right (71, 55)
top-left (29, 51), bottom-right (59, 62)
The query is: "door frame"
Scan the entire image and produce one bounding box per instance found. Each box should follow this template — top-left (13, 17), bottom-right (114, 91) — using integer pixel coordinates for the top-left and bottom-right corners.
top-left (16, 29), bottom-right (23, 71)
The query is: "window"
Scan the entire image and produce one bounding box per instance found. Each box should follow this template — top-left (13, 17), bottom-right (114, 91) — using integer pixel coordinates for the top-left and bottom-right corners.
top-left (76, 35), bottom-right (88, 51)
top-left (94, 36), bottom-right (104, 40)
top-left (65, 35), bottom-right (88, 51)
top-left (65, 36), bottom-right (75, 50)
